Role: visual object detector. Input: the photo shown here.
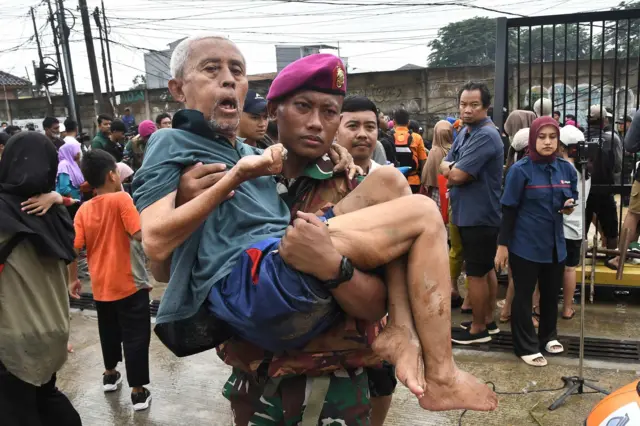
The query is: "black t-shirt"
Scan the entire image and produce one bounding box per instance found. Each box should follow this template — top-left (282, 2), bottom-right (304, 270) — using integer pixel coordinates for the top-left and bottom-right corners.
top-left (101, 139), bottom-right (124, 163)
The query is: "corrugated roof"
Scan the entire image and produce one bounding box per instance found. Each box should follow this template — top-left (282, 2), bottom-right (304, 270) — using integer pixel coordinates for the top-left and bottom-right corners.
top-left (0, 70), bottom-right (29, 86)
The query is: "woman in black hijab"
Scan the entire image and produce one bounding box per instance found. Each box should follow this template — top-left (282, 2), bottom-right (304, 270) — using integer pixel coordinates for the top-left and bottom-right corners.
top-left (0, 132), bottom-right (81, 426)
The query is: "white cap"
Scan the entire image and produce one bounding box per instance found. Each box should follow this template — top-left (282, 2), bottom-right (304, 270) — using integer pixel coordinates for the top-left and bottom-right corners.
top-left (589, 104), bottom-right (613, 120)
top-left (511, 128), bottom-right (529, 152)
top-left (533, 98), bottom-right (552, 117)
top-left (560, 125), bottom-right (585, 146)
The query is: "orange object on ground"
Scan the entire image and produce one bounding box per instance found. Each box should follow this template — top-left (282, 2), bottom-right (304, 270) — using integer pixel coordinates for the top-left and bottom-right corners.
top-left (585, 379), bottom-right (640, 426)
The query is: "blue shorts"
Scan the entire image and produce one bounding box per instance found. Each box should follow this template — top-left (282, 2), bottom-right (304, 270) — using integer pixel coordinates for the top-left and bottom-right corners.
top-left (207, 234), bottom-right (343, 353)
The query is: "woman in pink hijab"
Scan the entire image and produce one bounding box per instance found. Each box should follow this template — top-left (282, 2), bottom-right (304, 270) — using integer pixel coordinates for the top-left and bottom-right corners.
top-left (116, 162), bottom-right (134, 193)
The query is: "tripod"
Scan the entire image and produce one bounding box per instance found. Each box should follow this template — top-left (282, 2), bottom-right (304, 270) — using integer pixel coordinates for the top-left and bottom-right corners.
top-left (548, 146), bottom-right (610, 411)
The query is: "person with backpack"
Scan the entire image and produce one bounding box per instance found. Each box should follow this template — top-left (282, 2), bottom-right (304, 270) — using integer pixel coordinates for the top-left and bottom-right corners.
top-left (584, 105), bottom-right (623, 265)
top-left (390, 109), bottom-right (427, 193)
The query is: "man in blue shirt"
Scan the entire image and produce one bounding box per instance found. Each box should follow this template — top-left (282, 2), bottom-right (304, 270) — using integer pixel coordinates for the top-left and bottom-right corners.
top-left (121, 108), bottom-right (135, 132)
top-left (441, 82), bottom-right (504, 345)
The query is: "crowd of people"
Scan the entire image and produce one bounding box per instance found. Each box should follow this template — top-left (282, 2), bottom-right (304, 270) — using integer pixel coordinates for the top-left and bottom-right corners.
top-left (0, 33), bottom-right (639, 426)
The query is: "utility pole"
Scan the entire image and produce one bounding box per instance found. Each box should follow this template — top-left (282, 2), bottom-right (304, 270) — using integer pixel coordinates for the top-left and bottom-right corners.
top-left (31, 7), bottom-right (54, 115)
top-left (56, 0), bottom-right (81, 131)
top-left (102, 0), bottom-right (115, 100)
top-left (78, 0), bottom-right (104, 117)
top-left (45, 0), bottom-right (69, 112)
top-left (92, 7), bottom-right (113, 115)
top-left (25, 66), bottom-right (36, 97)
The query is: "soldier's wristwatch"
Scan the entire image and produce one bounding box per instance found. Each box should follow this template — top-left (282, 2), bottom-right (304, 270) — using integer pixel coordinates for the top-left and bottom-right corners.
top-left (323, 256), bottom-right (354, 290)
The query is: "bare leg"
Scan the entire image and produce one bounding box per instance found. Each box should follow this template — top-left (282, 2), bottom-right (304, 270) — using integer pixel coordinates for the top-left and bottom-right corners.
top-left (609, 211), bottom-right (639, 268)
top-left (372, 257), bottom-right (425, 397)
top-left (327, 193), bottom-right (497, 412)
top-left (467, 275), bottom-right (488, 334)
top-left (562, 267), bottom-right (576, 318)
top-left (448, 223), bottom-right (465, 303)
top-left (370, 396), bottom-right (392, 426)
top-left (500, 270), bottom-right (515, 322)
top-left (485, 270), bottom-right (498, 324)
top-left (335, 167), bottom-right (424, 396)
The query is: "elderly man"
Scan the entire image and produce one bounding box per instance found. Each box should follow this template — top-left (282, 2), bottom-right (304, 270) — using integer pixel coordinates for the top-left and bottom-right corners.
top-left (133, 36), bottom-right (496, 424)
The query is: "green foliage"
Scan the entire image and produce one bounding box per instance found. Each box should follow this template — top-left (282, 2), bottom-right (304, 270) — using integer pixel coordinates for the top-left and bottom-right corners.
top-left (428, 6), bottom-right (640, 68)
top-left (130, 74), bottom-right (146, 90)
top-left (427, 17), bottom-right (497, 67)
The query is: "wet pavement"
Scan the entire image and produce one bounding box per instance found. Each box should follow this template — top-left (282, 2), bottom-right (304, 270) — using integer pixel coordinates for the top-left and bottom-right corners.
top-left (59, 303), bottom-right (640, 426)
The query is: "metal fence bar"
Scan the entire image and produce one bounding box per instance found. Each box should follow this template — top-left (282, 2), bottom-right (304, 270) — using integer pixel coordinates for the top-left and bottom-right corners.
top-left (599, 21), bottom-right (606, 147)
top-left (623, 19), bottom-right (633, 183)
top-left (575, 23), bottom-right (580, 121)
top-left (529, 26), bottom-right (533, 109)
top-left (540, 24), bottom-right (544, 110)
top-left (588, 22), bottom-right (594, 125)
top-left (517, 28), bottom-right (521, 109)
top-left (610, 20), bottom-right (623, 235)
top-left (506, 8), bottom-right (640, 27)
top-left (563, 23), bottom-right (568, 120)
top-left (494, 17), bottom-right (509, 130)
top-left (551, 24), bottom-right (556, 114)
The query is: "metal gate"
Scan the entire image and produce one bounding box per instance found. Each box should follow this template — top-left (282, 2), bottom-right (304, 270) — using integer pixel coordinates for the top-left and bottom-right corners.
top-left (493, 9), bottom-right (640, 212)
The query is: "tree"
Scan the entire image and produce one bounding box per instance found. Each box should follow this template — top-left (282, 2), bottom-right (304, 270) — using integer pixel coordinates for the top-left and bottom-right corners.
top-left (428, 17), bottom-right (592, 67)
top-left (597, 1), bottom-right (640, 59)
top-left (428, 17), bottom-right (497, 67)
top-left (130, 74), bottom-right (146, 90)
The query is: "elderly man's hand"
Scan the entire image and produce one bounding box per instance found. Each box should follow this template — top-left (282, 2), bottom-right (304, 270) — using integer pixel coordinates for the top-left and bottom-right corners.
top-left (236, 144), bottom-right (286, 181)
top-left (279, 211), bottom-right (342, 282)
top-left (329, 143), bottom-right (363, 180)
top-left (176, 163), bottom-right (231, 207)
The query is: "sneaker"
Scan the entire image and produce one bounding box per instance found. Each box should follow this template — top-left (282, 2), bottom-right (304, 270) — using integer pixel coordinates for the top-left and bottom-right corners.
top-left (103, 371), bottom-right (122, 392)
top-left (451, 328), bottom-right (492, 345)
top-left (132, 388), bottom-right (152, 411)
top-left (460, 321), bottom-right (500, 335)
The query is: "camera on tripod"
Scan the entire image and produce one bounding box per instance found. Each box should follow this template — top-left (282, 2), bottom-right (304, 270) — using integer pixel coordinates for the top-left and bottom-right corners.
top-left (569, 140), bottom-right (599, 163)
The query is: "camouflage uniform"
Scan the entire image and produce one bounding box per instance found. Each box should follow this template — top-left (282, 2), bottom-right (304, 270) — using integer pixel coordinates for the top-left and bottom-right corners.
top-left (218, 156), bottom-right (388, 425)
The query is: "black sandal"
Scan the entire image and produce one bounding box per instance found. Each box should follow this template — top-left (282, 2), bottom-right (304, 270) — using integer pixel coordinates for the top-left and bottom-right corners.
top-left (451, 295), bottom-right (464, 309)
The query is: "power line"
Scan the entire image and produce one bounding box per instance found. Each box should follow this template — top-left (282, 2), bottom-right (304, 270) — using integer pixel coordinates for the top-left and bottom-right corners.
top-left (252, 0), bottom-right (527, 17)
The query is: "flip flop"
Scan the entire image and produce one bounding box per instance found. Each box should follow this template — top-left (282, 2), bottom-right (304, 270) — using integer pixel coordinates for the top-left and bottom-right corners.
top-left (521, 353), bottom-right (547, 367)
top-left (499, 314), bottom-right (511, 323)
top-left (545, 340), bottom-right (564, 354)
top-left (532, 307), bottom-right (540, 319)
top-left (562, 308), bottom-right (575, 320)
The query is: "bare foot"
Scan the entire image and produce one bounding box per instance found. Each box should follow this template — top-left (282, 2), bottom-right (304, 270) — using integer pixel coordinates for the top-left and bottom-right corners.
top-left (67, 343), bottom-right (74, 353)
top-left (419, 368), bottom-right (498, 412)
top-left (372, 324), bottom-right (426, 397)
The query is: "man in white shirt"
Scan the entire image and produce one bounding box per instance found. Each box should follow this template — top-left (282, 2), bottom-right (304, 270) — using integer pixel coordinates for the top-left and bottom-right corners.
top-left (63, 118), bottom-right (82, 150)
top-left (336, 95), bottom-right (383, 176)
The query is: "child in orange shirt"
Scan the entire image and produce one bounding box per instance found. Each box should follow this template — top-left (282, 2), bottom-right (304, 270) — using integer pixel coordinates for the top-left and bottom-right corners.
top-left (67, 150), bottom-right (152, 411)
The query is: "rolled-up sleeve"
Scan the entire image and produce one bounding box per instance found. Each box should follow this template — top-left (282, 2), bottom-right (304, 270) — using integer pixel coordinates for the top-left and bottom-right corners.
top-left (454, 132), bottom-right (495, 179)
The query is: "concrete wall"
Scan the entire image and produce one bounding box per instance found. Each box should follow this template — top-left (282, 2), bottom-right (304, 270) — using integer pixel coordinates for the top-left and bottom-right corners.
top-left (3, 57), bottom-right (638, 138)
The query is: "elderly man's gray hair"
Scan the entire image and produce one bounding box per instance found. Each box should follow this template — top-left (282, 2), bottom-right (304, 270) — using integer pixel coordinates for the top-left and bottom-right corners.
top-left (170, 34), bottom-right (241, 79)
